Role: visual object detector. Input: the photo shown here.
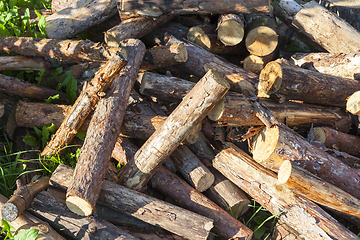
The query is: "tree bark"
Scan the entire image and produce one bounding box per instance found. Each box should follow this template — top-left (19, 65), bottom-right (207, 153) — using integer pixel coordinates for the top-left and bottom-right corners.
top-left (251, 124), bottom-right (360, 199)
top-left (290, 52), bottom-right (360, 80)
top-left (65, 39), bottom-right (145, 216)
top-left (213, 142), bottom-right (360, 240)
top-left (217, 14), bottom-right (245, 46)
top-left (278, 160), bottom-right (360, 219)
top-left (1, 177), bottom-right (49, 222)
top-left (118, 0), bottom-right (270, 16)
top-left (0, 73), bottom-right (68, 103)
top-left (41, 53), bottom-right (127, 157)
top-left (258, 59), bottom-right (360, 107)
top-left (273, 0), bottom-right (360, 53)
top-left (51, 164), bottom-right (214, 240)
top-left (105, 14), bottom-right (174, 47)
top-left (245, 14), bottom-right (278, 57)
top-left (51, 0), bottom-right (79, 12)
top-left (117, 69), bottom-right (230, 191)
top-left (0, 194), bottom-right (66, 240)
top-left (0, 56), bottom-right (50, 71)
top-left (29, 191), bottom-right (140, 240)
top-left (45, 0), bottom-right (118, 39)
top-left (313, 127), bottom-right (360, 157)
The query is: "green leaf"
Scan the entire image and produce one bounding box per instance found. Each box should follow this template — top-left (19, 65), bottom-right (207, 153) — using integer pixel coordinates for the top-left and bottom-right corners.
top-left (254, 226), bottom-right (265, 240)
top-left (33, 127), bottom-right (42, 139)
top-left (1, 218), bottom-right (14, 239)
top-left (254, 216), bottom-right (265, 225)
top-left (75, 131), bottom-right (86, 141)
top-left (36, 69), bottom-right (45, 85)
top-left (42, 126), bottom-right (49, 147)
top-left (45, 123), bottom-right (57, 135)
top-left (22, 136), bottom-right (38, 147)
top-left (0, 23), bottom-right (10, 36)
top-left (14, 229), bottom-right (39, 240)
top-left (45, 94), bottom-right (59, 104)
top-left (66, 76), bottom-right (77, 104)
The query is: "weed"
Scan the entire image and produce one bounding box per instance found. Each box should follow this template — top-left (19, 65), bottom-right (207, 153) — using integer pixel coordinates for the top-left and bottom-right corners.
top-left (1, 218), bottom-right (39, 240)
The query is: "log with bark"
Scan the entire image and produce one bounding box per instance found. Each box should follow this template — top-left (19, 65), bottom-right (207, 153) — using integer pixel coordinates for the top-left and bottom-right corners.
top-left (278, 160), bottom-right (360, 219)
top-left (313, 127), bottom-right (360, 157)
top-left (272, 0), bottom-right (360, 53)
top-left (118, 0), bottom-right (270, 17)
top-left (1, 177), bottom-right (49, 222)
top-left (245, 14), bottom-right (278, 57)
top-left (0, 56), bottom-right (50, 71)
top-left (272, 222), bottom-right (302, 240)
top-left (251, 124), bottom-right (360, 199)
top-left (41, 52), bottom-right (127, 157)
top-left (0, 193), bottom-right (66, 240)
top-left (45, 0), bottom-right (118, 39)
top-left (29, 191), bottom-right (140, 240)
top-left (290, 52), bottom-right (360, 80)
top-left (51, 0), bottom-right (78, 12)
top-left (65, 39), bottom-right (146, 216)
top-left (216, 13), bottom-right (245, 47)
top-left (50, 164), bottom-right (214, 240)
top-left (117, 69), bottom-right (230, 191)
top-left (257, 59), bottom-right (360, 108)
top-left (213, 142), bottom-right (360, 240)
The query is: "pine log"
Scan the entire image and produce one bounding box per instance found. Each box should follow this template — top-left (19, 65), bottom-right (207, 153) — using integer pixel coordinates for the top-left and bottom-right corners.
top-left (273, 0), bottom-right (360, 53)
top-left (117, 69), bottom-right (230, 191)
top-left (313, 127), bottom-right (360, 157)
top-left (41, 53), bottom-right (127, 157)
top-left (290, 52), bottom-right (360, 80)
top-left (0, 194), bottom-right (66, 240)
top-left (51, 0), bottom-right (78, 12)
top-left (111, 136), bottom-right (253, 240)
top-left (243, 54), bottom-right (274, 74)
top-left (1, 177), bottom-right (49, 222)
top-left (66, 39), bottom-right (145, 216)
top-left (0, 73), bottom-right (67, 103)
top-left (278, 160), bottom-right (360, 219)
top-left (251, 124), bottom-right (360, 199)
top-left (118, 0), bottom-right (270, 16)
top-left (45, 0), bottom-right (118, 39)
top-left (258, 59), bottom-right (360, 107)
top-left (213, 142), bottom-right (360, 240)
top-left (346, 90), bottom-right (360, 115)
top-left (167, 36), bottom-right (258, 93)
top-left (29, 191), bottom-right (140, 240)
top-left (105, 14), bottom-right (174, 47)
top-left (216, 14), bottom-right (245, 46)
top-left (245, 14), bottom-right (278, 57)
top-left (0, 56), bottom-right (50, 71)
top-left (51, 164), bottom-right (214, 240)
top-left (170, 145), bottom-right (214, 192)
top-left (326, 4), bottom-right (360, 32)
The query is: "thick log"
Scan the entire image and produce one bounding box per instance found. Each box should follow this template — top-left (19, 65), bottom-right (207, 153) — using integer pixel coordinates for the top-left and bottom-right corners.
top-left (251, 124), bottom-right (360, 199)
top-left (0, 56), bottom-right (50, 71)
top-left (313, 127), bottom-right (360, 157)
top-left (105, 14), bottom-right (174, 47)
top-left (118, 0), bottom-right (270, 16)
top-left (278, 160), bottom-right (360, 219)
top-left (167, 36), bottom-right (258, 93)
top-left (0, 73), bottom-right (67, 103)
top-left (273, 0), bottom-right (360, 53)
top-left (0, 194), bottom-right (65, 240)
top-left (245, 14), bottom-right (278, 57)
top-left (243, 54), bottom-right (274, 74)
top-left (217, 14), bottom-right (245, 46)
top-left (51, 0), bottom-right (78, 12)
top-left (213, 143), bottom-right (360, 240)
top-left (346, 90), bottom-right (360, 115)
top-left (170, 145), bottom-right (214, 192)
top-left (66, 39), bottom-right (146, 216)
top-left (45, 0), bottom-right (118, 39)
top-left (29, 191), bottom-right (140, 240)
top-left (290, 52), bottom-right (360, 80)
top-left (258, 59), bottom-right (360, 107)
top-left (51, 164), bottom-right (214, 240)
top-left (41, 53), bottom-right (127, 157)
top-left (117, 69), bottom-right (230, 191)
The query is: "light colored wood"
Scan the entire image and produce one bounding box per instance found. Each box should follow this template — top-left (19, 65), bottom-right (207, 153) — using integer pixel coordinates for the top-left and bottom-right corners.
top-left (45, 0), bottom-right (118, 39)
top-left (66, 39), bottom-right (146, 216)
top-left (0, 56), bottom-right (50, 71)
top-left (346, 90), bottom-right (360, 115)
top-left (217, 14), bottom-right (245, 46)
top-left (51, 0), bottom-right (79, 12)
top-left (117, 69), bottom-right (230, 191)
top-left (213, 142), bottom-right (360, 240)
top-left (322, 0), bottom-right (360, 8)
top-left (243, 54), bottom-right (274, 74)
top-left (51, 164), bottom-right (214, 240)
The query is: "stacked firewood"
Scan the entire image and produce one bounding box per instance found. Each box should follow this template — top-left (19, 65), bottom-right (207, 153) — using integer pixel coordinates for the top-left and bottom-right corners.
top-left (1, 0), bottom-right (360, 239)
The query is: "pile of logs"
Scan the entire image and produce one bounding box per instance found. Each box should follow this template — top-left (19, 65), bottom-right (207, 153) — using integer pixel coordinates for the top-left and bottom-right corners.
top-left (1, 0), bottom-right (360, 239)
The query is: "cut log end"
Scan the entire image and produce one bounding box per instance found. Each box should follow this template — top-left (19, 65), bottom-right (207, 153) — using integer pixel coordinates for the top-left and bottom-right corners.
top-left (171, 42), bottom-right (188, 63)
top-left (313, 127), bottom-right (326, 143)
top-left (252, 126), bottom-right (279, 163)
top-left (278, 160), bottom-right (292, 184)
top-left (246, 26), bottom-right (278, 56)
top-left (258, 61), bottom-right (282, 98)
top-left (66, 195), bottom-right (93, 216)
top-left (243, 55), bottom-right (266, 74)
top-left (206, 69), bottom-right (231, 89)
top-left (196, 173), bottom-right (215, 192)
top-left (1, 202), bottom-right (19, 222)
top-left (346, 91), bottom-right (360, 115)
top-left (217, 21), bottom-right (244, 46)
top-left (208, 98), bottom-right (225, 121)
